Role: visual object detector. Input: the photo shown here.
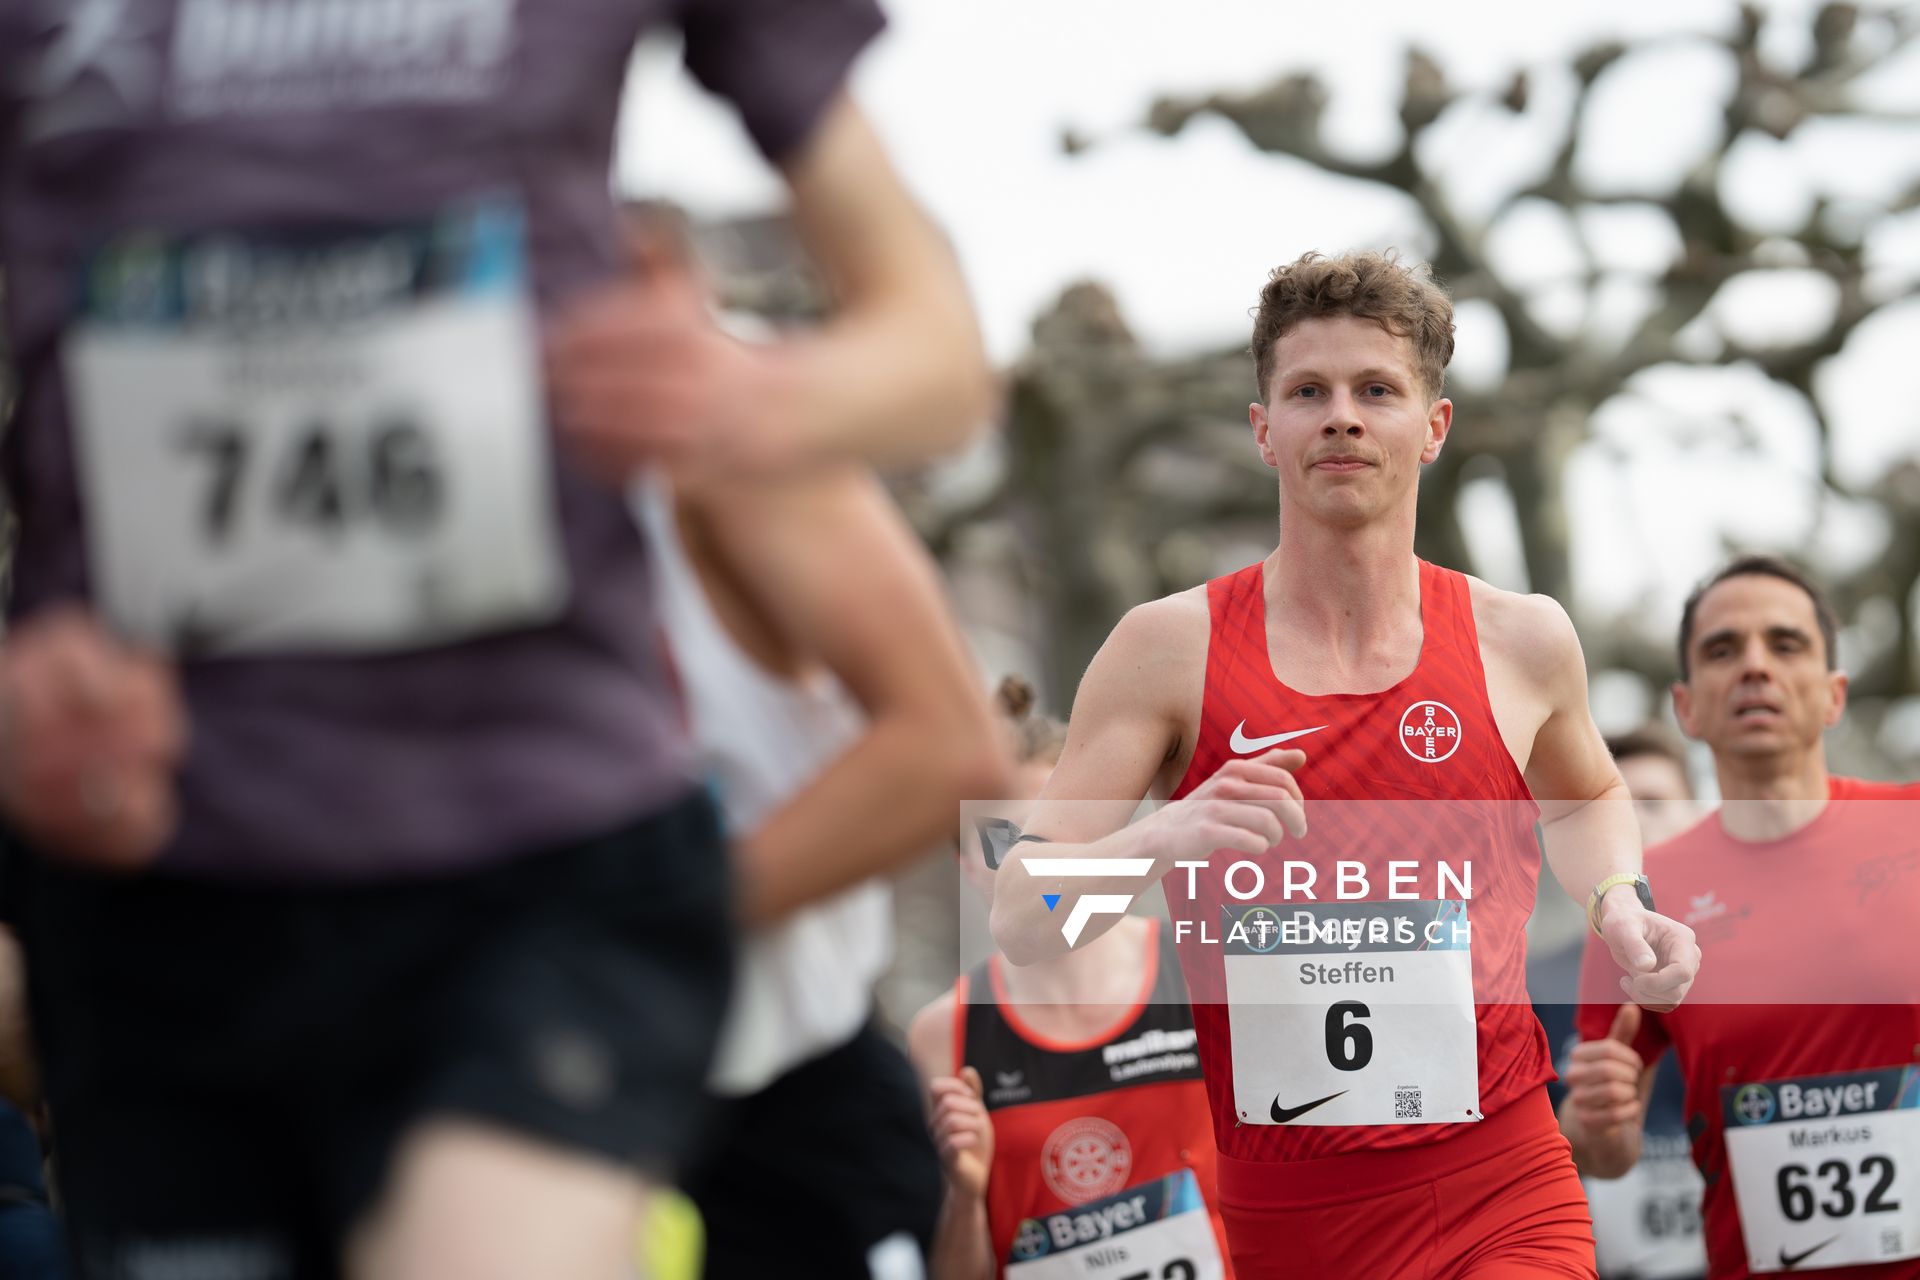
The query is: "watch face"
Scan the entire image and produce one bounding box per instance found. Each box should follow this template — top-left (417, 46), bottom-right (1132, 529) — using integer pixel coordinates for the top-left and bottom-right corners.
top-left (1635, 876), bottom-right (1656, 914)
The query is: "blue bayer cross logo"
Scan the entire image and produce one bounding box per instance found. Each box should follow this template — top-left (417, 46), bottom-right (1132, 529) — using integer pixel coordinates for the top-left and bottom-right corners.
top-left (1013, 1218), bottom-right (1048, 1259)
top-left (1240, 906), bottom-right (1283, 952)
top-left (1733, 1084), bottom-right (1776, 1126)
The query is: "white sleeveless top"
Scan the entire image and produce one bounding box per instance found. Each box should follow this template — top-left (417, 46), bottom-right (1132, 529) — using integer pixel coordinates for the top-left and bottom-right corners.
top-left (636, 484), bottom-right (894, 1095)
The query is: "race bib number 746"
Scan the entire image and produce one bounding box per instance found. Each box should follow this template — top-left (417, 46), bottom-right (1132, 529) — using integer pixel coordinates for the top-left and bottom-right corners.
top-left (64, 201), bottom-right (567, 657)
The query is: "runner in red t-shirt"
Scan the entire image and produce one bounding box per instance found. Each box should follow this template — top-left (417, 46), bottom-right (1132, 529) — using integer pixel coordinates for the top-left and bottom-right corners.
top-left (990, 251), bottom-right (1701, 1279)
top-left (1563, 556), bottom-right (1920, 1280)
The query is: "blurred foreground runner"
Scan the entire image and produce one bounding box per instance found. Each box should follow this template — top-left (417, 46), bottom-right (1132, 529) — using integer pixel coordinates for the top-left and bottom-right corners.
top-left (1562, 557), bottom-right (1920, 1280)
top-left (991, 251), bottom-right (1700, 1279)
top-left (0, 2), bottom-right (988, 1275)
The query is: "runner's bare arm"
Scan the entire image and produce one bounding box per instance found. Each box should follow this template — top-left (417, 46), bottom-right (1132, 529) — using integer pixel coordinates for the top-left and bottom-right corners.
top-left (1487, 593), bottom-right (1641, 901)
top-left (550, 97), bottom-right (990, 478)
top-left (1487, 592), bottom-right (1700, 1010)
top-left (771, 95), bottom-right (995, 465)
top-left (989, 594), bottom-right (1307, 966)
top-left (688, 467), bottom-right (1011, 926)
top-left (907, 998), bottom-right (996, 1280)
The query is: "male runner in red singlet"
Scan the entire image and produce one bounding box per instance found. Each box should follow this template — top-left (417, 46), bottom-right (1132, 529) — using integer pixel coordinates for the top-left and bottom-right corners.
top-left (912, 682), bottom-right (1232, 1280)
top-left (991, 250), bottom-right (1701, 1279)
top-left (1562, 556), bottom-right (1920, 1280)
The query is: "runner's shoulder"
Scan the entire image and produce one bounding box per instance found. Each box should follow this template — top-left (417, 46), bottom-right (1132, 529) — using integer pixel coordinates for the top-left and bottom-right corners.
top-left (1106, 587), bottom-right (1209, 663)
top-left (1085, 587), bottom-right (1209, 700)
top-left (1463, 576), bottom-right (1583, 687)
top-left (1829, 776), bottom-right (1920, 801)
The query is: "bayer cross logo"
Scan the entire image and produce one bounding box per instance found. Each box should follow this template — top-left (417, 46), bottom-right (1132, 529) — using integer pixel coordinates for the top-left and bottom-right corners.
top-left (1733, 1083), bottom-right (1776, 1126)
top-left (1012, 1218), bottom-right (1048, 1260)
top-left (1239, 906), bottom-right (1284, 953)
top-left (1399, 700), bottom-right (1462, 763)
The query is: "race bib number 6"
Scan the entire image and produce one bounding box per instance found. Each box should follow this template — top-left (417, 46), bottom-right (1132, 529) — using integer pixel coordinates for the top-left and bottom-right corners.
top-left (1223, 899), bottom-right (1481, 1126)
top-left (64, 201), bottom-right (567, 657)
top-left (1722, 1065), bottom-right (1920, 1273)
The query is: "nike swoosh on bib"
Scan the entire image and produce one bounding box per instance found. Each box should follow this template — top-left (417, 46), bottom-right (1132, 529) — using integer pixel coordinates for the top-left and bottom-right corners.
top-left (1269, 1090), bottom-right (1345, 1123)
top-left (1230, 721), bottom-right (1327, 754)
top-left (1777, 1238), bottom-right (1837, 1270)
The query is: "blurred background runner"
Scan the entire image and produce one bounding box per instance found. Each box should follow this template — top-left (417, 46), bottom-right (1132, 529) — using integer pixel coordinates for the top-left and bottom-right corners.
top-left (911, 680), bottom-right (1231, 1280)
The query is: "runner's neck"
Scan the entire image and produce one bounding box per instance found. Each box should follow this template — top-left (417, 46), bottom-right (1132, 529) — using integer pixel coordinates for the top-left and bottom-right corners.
top-left (1263, 534), bottom-right (1422, 682)
top-left (1711, 750), bottom-right (1832, 841)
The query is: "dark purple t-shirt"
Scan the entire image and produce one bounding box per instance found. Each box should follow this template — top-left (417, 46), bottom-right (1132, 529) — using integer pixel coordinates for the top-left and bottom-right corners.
top-left (0, 0), bottom-right (883, 881)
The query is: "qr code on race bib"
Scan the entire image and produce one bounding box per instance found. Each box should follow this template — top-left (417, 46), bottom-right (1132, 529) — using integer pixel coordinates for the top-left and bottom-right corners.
top-left (1395, 1088), bottom-right (1422, 1120)
top-left (1886, 1230), bottom-right (1904, 1257)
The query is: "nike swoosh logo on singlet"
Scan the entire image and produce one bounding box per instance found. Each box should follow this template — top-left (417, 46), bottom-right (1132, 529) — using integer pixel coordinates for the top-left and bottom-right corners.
top-left (1777, 1238), bottom-right (1838, 1270)
top-left (1269, 1090), bottom-right (1345, 1123)
top-left (1229, 722), bottom-right (1327, 754)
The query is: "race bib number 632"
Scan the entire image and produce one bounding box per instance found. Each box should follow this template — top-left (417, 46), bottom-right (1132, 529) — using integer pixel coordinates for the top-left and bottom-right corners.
top-left (1722, 1065), bottom-right (1920, 1273)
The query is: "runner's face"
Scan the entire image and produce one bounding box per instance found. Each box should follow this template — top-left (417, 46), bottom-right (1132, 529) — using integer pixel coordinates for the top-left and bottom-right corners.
top-left (1250, 316), bottom-right (1449, 528)
top-left (1616, 754), bottom-right (1696, 847)
top-left (1672, 575), bottom-right (1846, 764)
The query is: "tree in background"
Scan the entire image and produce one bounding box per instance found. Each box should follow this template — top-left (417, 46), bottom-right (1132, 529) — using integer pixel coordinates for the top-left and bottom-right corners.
top-left (906, 2), bottom-right (1920, 774)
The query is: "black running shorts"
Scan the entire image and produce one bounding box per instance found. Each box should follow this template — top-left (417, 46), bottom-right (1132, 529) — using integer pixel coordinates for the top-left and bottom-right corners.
top-left (6, 790), bottom-right (731, 1280)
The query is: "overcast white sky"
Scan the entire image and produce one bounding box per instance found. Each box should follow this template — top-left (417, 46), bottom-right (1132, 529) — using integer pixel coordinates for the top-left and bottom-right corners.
top-left (614, 0), bottom-right (1920, 734)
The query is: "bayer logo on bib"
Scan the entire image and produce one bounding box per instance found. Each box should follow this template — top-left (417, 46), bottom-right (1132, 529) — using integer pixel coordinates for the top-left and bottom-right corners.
top-left (1224, 899), bottom-right (1480, 1126)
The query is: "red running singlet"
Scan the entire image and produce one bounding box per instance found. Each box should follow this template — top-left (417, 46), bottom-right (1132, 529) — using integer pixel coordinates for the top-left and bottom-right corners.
top-left (1166, 559), bottom-right (1555, 1169)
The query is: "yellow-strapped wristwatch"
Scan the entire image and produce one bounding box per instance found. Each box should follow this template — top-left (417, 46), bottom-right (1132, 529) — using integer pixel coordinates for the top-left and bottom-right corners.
top-left (1587, 872), bottom-right (1654, 935)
